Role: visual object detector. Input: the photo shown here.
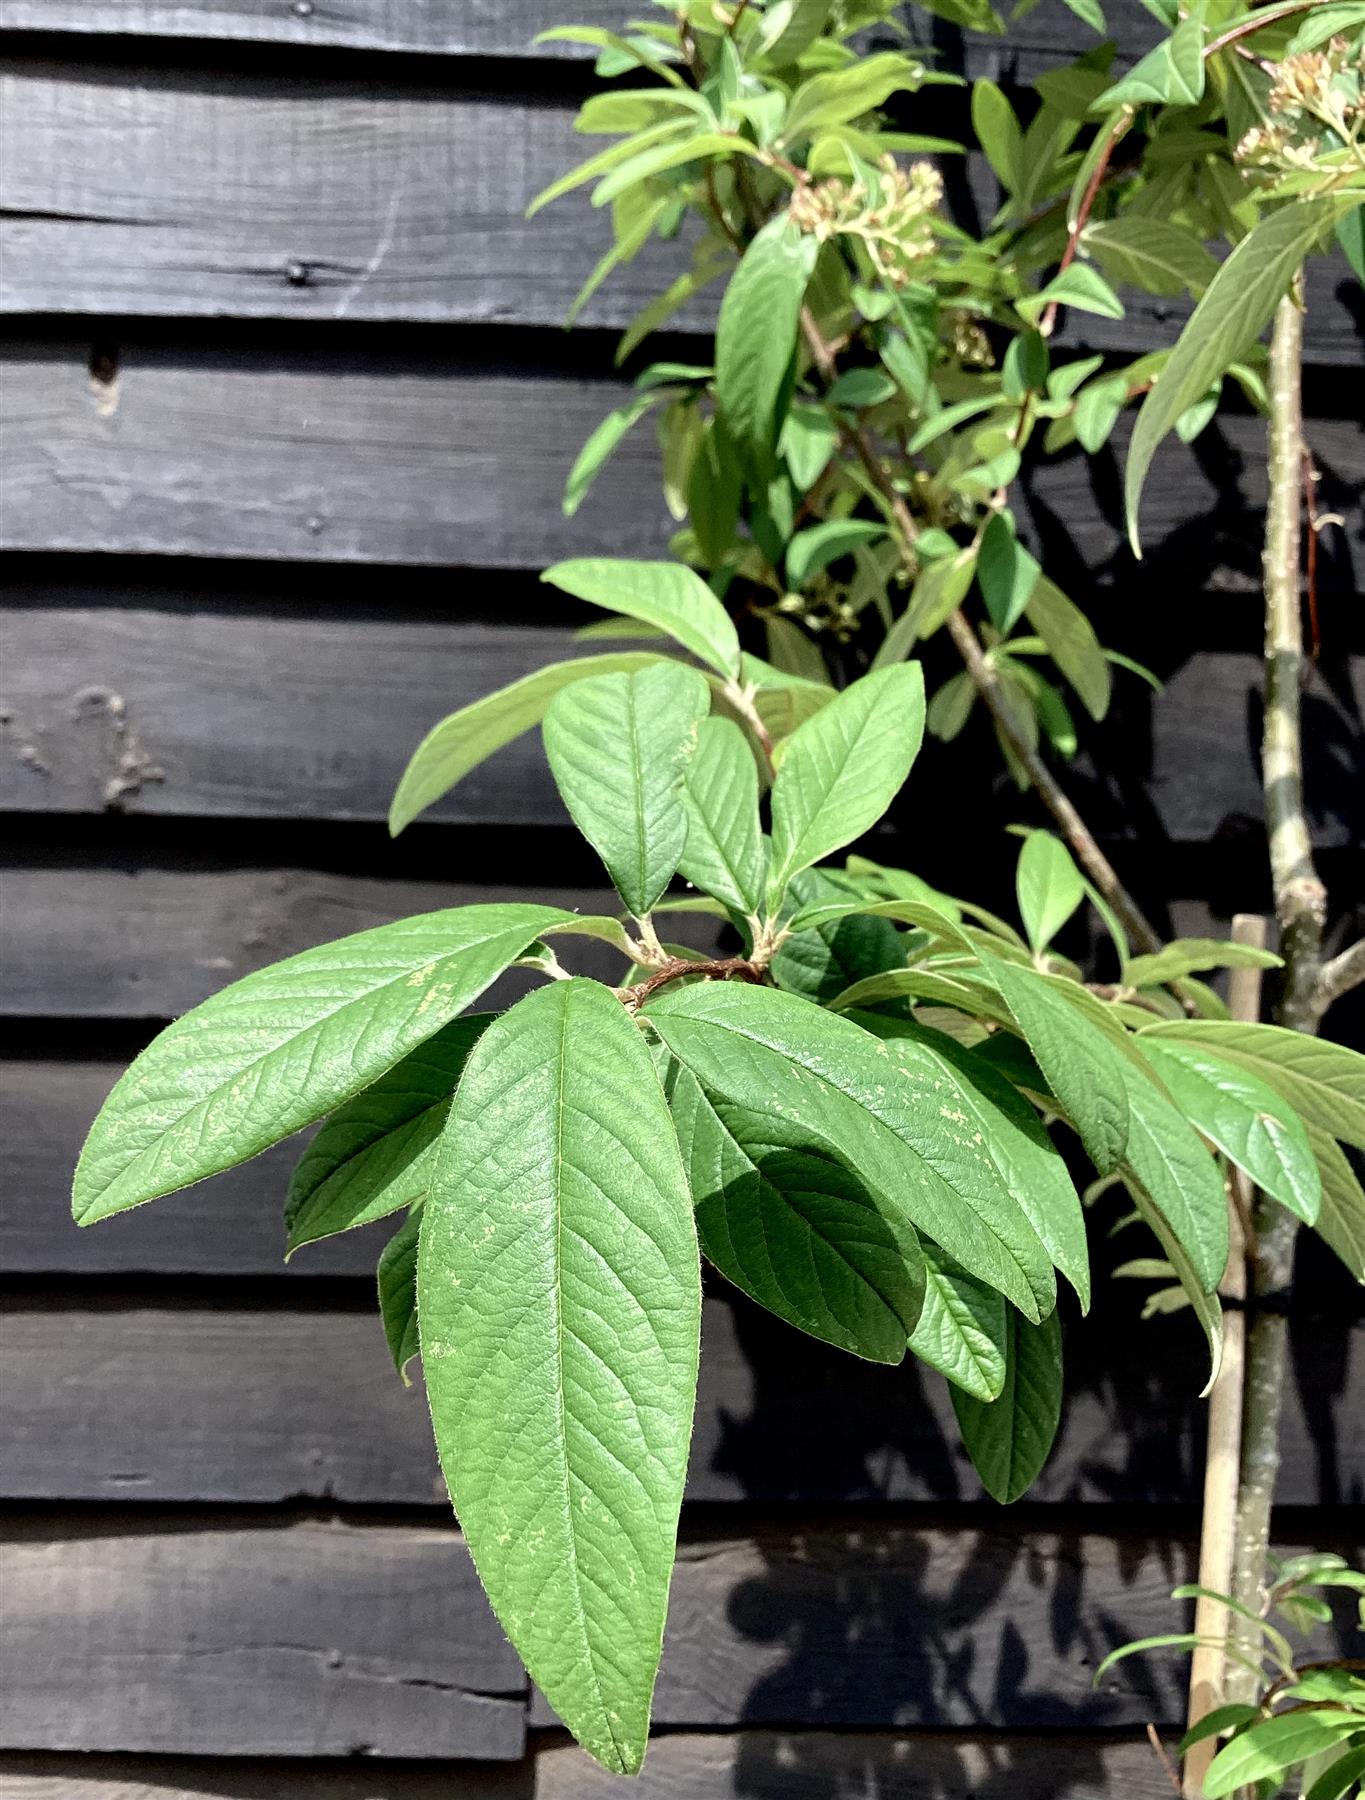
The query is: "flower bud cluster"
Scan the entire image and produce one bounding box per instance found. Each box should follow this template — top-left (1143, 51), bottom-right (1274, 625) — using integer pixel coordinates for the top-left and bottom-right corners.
top-left (789, 156), bottom-right (943, 284)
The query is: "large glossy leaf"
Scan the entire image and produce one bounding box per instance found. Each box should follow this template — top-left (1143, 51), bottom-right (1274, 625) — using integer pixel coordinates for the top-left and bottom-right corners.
top-left (544, 663), bottom-right (711, 916)
top-left (542, 558), bottom-right (741, 679)
top-left (714, 215), bottom-right (818, 482)
top-left (377, 1204), bottom-right (422, 1384)
top-left (951, 1308), bottom-right (1063, 1503)
top-left (73, 904), bottom-right (570, 1225)
top-left (908, 1240), bottom-right (1008, 1401)
top-left (1138, 1038), bottom-right (1320, 1224)
top-left (420, 978), bottom-right (701, 1775)
top-left (1120, 1062), bottom-right (1229, 1293)
top-left (645, 982), bottom-right (1056, 1320)
top-left (1204, 1707), bottom-right (1365, 1800)
top-left (1125, 198), bottom-right (1350, 552)
top-left (286, 1016), bottom-right (491, 1254)
top-left (1140, 1021), bottom-right (1365, 1153)
top-left (985, 957), bottom-right (1130, 1174)
top-left (1015, 831), bottom-right (1084, 953)
top-left (388, 653), bottom-right (660, 835)
top-left (665, 1056), bottom-right (925, 1363)
top-left (855, 1013), bottom-right (1090, 1309)
top-left (677, 717), bottom-right (767, 917)
top-left (767, 663), bottom-right (926, 897)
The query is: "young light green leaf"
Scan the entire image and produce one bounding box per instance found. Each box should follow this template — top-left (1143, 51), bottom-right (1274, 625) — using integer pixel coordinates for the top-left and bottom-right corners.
top-left (715, 215), bottom-right (818, 483)
top-left (285, 1016), bottom-right (492, 1254)
top-left (855, 1013), bottom-right (1089, 1308)
top-left (781, 53), bottom-right (935, 143)
top-left (542, 558), bottom-right (741, 679)
top-left (421, 978), bottom-right (700, 1776)
top-left (1025, 576), bottom-right (1111, 720)
top-left (1140, 1020), bottom-right (1365, 1153)
top-left (1016, 830), bottom-right (1085, 953)
top-left (1094, 12), bottom-right (1205, 109)
top-left (73, 904), bottom-right (572, 1225)
top-left (1124, 938), bottom-right (1282, 989)
top-left (1177, 1704), bottom-right (1261, 1754)
top-left (951, 1307), bottom-right (1063, 1503)
top-left (564, 392), bottom-right (668, 516)
top-left (389, 653), bottom-right (661, 835)
top-left (985, 957), bottom-right (1130, 1173)
top-left (377, 1204), bottom-right (422, 1384)
top-left (1126, 198), bottom-right (1350, 552)
top-left (665, 1056), bottom-right (925, 1363)
top-left (1019, 263), bottom-right (1125, 323)
top-left (1138, 1037), bottom-right (1320, 1224)
top-left (543, 662), bottom-right (710, 917)
top-left (768, 663), bottom-right (926, 896)
top-left (908, 1239), bottom-right (1009, 1400)
top-left (527, 121), bottom-right (692, 218)
top-left (785, 519), bottom-right (888, 590)
top-left (1082, 217), bottom-right (1218, 299)
top-left (760, 0), bottom-right (834, 63)
top-left (1204, 1708), bottom-right (1365, 1800)
top-left (646, 983), bottom-right (1057, 1321)
top-left (972, 80), bottom-right (1023, 192)
top-left (677, 716), bottom-right (767, 917)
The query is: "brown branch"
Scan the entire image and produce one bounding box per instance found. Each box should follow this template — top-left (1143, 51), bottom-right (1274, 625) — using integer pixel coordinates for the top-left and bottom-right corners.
top-left (797, 309), bottom-right (1163, 956)
top-left (1203, 0), bottom-right (1322, 63)
top-left (621, 954), bottom-right (763, 1011)
top-left (1317, 935), bottom-right (1365, 1011)
top-left (1146, 1724), bottom-right (1184, 1799)
top-left (1039, 109), bottom-right (1133, 339)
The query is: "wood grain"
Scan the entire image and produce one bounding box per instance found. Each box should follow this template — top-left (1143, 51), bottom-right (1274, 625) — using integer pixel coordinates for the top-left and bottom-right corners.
top-left (0, 1519), bottom-right (527, 1758)
top-left (4, 343), bottom-right (1360, 583)
top-left (2, 62), bottom-right (1358, 364)
top-left (4, 594), bottom-right (1359, 840)
top-left (1, 1293), bottom-right (1359, 1507)
top-left (0, 1733), bottom-right (1190, 1799)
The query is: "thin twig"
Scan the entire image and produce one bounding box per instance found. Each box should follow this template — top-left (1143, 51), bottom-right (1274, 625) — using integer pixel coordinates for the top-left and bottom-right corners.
top-left (1146, 1724), bottom-right (1184, 1799)
top-left (621, 954), bottom-right (763, 1010)
top-left (1203, 0), bottom-right (1322, 63)
top-left (1040, 109), bottom-right (1133, 339)
top-left (1317, 935), bottom-right (1365, 1011)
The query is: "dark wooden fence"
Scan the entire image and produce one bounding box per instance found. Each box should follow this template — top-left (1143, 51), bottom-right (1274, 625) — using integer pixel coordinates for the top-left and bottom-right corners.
top-left (1, 3), bottom-right (1361, 1796)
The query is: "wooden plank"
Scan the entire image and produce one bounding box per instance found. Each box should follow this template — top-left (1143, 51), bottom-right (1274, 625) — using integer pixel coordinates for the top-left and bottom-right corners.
top-left (8, 1515), bottom-right (1353, 1746)
top-left (1, 64), bottom-right (1358, 364)
top-left (5, 594), bottom-right (1359, 841)
top-left (0, 1519), bottom-right (526, 1758)
top-left (2, 1294), bottom-right (1359, 1507)
top-left (0, 1732), bottom-right (1189, 1800)
top-left (0, 862), bottom-right (723, 1018)
top-left (4, 343), bottom-right (1361, 580)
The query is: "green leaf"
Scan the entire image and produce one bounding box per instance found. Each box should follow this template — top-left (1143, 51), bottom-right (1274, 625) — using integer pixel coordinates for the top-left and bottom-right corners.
top-left (1205, 1709), bottom-right (1365, 1799)
top-left (831, 966), bottom-right (1018, 1032)
top-left (782, 53), bottom-right (935, 143)
top-left (1083, 217), bottom-right (1218, 299)
top-left (73, 905), bottom-right (571, 1225)
top-left (760, 0), bottom-right (834, 63)
top-left (908, 1240), bottom-right (1008, 1399)
top-left (544, 663), bottom-right (710, 917)
top-left (1138, 1038), bottom-right (1320, 1225)
top-left (1286, 2), bottom-right (1365, 54)
top-left (781, 403), bottom-right (839, 490)
top-left (1021, 265), bottom-right (1124, 327)
top-left (1124, 938), bottom-right (1282, 989)
top-left (564, 392), bottom-right (667, 516)
top-left (591, 132), bottom-right (761, 207)
top-left (285, 1016), bottom-right (491, 1254)
top-left (771, 869), bottom-right (908, 1005)
top-left (677, 716), bottom-right (767, 917)
top-left (855, 1013), bottom-right (1090, 1309)
top-left (1307, 1746), bottom-right (1365, 1800)
top-left (421, 978), bottom-right (699, 1775)
top-left (377, 1203), bottom-right (422, 1384)
top-left (1024, 576), bottom-right (1111, 721)
top-left (1095, 13), bottom-right (1205, 110)
top-left (665, 1055), bottom-right (925, 1362)
top-left (715, 215), bottom-right (818, 483)
top-left (978, 513), bottom-right (1040, 635)
top-left (1306, 1124), bottom-right (1365, 1282)
top-left (645, 983), bottom-right (1058, 1322)
top-left (1177, 1703), bottom-right (1261, 1754)
top-left (1015, 831), bottom-right (1084, 955)
top-left (527, 121), bottom-right (692, 218)
top-left (972, 80), bottom-right (1023, 192)
top-left (543, 558), bottom-right (741, 679)
top-left (1140, 1021), bottom-right (1365, 1153)
top-left (985, 958), bottom-right (1130, 1174)
top-left (1074, 374), bottom-right (1128, 453)
top-left (389, 654), bottom-right (661, 835)
top-left (1120, 1062), bottom-right (1229, 1293)
top-left (786, 519), bottom-right (888, 589)
top-left (768, 663), bottom-right (926, 897)
top-left (1338, 206), bottom-right (1365, 285)
top-left (1126, 198), bottom-right (1351, 552)
top-left (951, 1307), bottom-right (1063, 1502)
